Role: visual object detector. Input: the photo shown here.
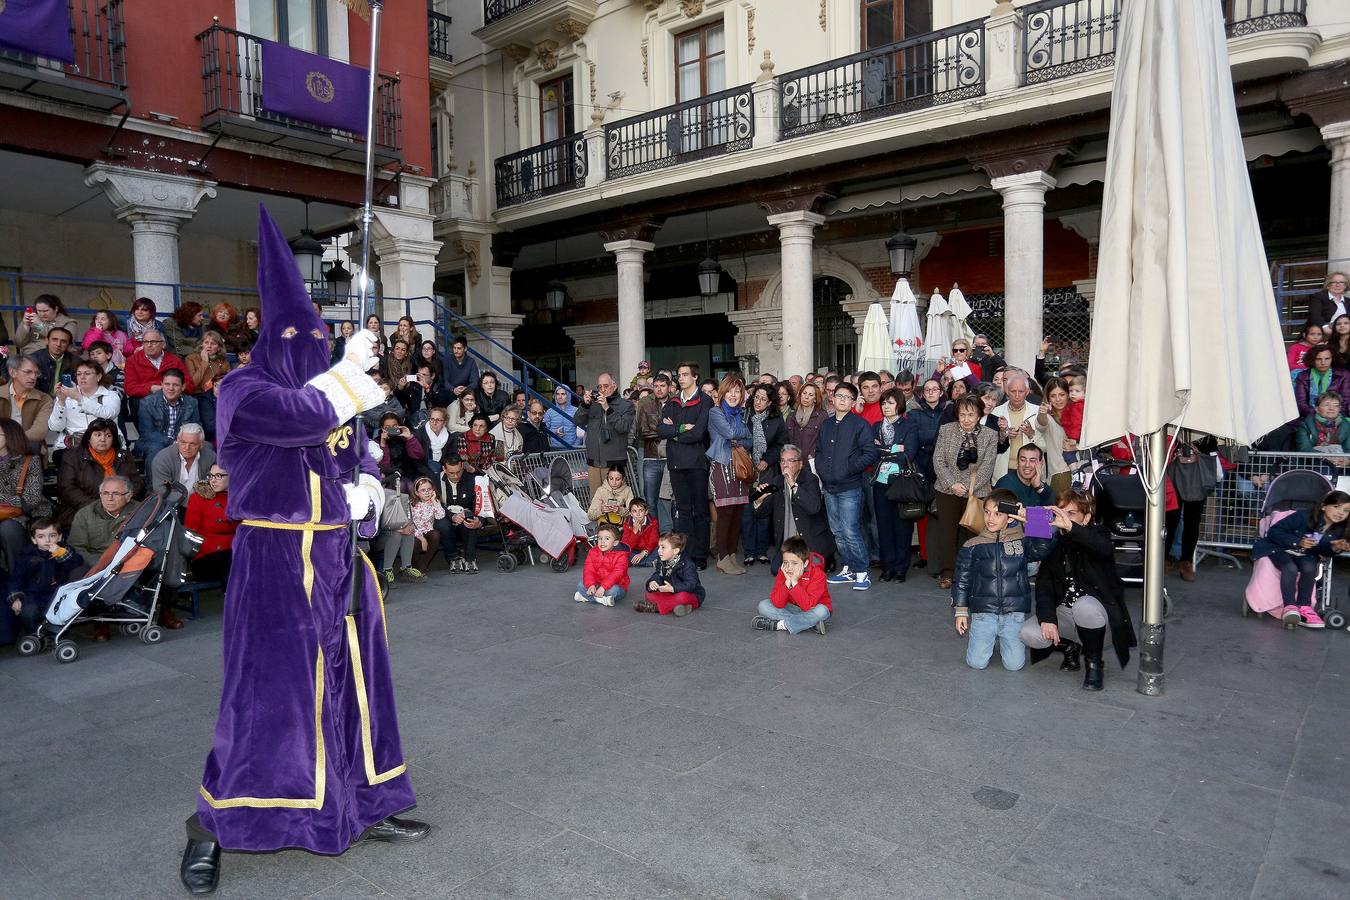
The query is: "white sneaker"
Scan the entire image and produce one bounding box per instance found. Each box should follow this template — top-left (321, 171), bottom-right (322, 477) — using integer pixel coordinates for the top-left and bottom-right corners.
top-left (826, 567), bottom-right (854, 585)
top-left (595, 593), bottom-right (615, 607)
top-left (574, 591), bottom-right (589, 603)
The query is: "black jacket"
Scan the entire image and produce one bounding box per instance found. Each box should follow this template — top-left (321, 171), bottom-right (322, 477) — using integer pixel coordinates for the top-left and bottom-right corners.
top-left (752, 469), bottom-right (835, 561)
top-left (56, 446), bottom-right (143, 529)
top-left (516, 420), bottom-right (552, 455)
top-left (656, 391), bottom-right (711, 471)
top-left (27, 348), bottom-right (83, 395)
top-left (952, 525), bottom-right (1038, 617)
top-left (814, 411), bottom-right (879, 493)
top-left (436, 472), bottom-right (476, 515)
top-left (649, 552), bottom-right (705, 605)
top-left (750, 412), bottom-right (787, 471)
top-left (1035, 522), bottom-right (1136, 667)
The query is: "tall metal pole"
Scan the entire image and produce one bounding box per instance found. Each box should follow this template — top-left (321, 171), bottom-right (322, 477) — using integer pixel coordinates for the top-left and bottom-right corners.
top-left (355, 0), bottom-right (384, 328)
top-left (1136, 427), bottom-right (1167, 696)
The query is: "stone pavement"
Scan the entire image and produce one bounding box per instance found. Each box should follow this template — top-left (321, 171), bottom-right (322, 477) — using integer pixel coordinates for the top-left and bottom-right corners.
top-left (2, 555), bottom-right (1348, 900)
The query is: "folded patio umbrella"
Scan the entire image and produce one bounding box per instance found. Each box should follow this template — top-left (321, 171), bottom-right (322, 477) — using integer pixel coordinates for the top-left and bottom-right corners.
top-left (889, 277), bottom-right (924, 376)
top-left (858, 300), bottom-right (895, 373)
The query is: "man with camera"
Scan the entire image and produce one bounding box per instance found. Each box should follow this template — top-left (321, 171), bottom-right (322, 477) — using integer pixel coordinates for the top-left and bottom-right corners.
top-left (573, 372), bottom-right (635, 496)
top-left (752, 443), bottom-right (834, 572)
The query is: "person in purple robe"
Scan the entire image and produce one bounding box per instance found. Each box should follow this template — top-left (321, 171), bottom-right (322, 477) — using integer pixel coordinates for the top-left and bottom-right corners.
top-left (180, 208), bottom-right (429, 894)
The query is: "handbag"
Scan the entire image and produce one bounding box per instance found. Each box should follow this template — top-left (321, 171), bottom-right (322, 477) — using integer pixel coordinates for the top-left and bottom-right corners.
top-left (886, 460), bottom-right (933, 521)
top-left (731, 444), bottom-right (755, 483)
top-left (1171, 444), bottom-right (1219, 502)
top-left (379, 489), bottom-right (411, 531)
top-left (0, 457), bottom-right (32, 521)
top-left (958, 491), bottom-right (986, 533)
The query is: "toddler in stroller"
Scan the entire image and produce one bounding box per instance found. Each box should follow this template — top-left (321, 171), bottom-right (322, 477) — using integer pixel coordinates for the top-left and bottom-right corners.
top-left (1245, 473), bottom-right (1349, 630)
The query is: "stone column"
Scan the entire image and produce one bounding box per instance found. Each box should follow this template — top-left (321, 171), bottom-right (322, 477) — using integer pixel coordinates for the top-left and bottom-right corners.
top-left (1323, 122), bottom-right (1350, 263)
top-left (563, 322), bottom-right (621, 388)
top-left (766, 209), bottom-right (826, 378)
top-left (991, 171), bottom-right (1056, 369)
top-left (603, 240), bottom-right (655, 384)
top-left (370, 174), bottom-right (444, 330)
top-left (453, 232), bottom-right (523, 374)
top-left (84, 163), bottom-right (217, 310)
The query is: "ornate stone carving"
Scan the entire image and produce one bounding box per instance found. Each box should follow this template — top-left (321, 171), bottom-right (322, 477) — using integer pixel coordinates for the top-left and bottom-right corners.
top-left (599, 217), bottom-right (664, 244)
top-left (643, 0), bottom-right (662, 10)
top-left (455, 239), bottom-right (481, 286)
top-left (819, 0), bottom-right (826, 30)
top-left (511, 84), bottom-right (519, 126)
top-left (757, 49), bottom-right (774, 83)
top-left (970, 139), bottom-right (1076, 180)
top-left (678, 0), bottom-right (704, 17)
top-left (534, 40), bottom-right (560, 71)
top-left (503, 44), bottom-right (531, 64)
top-left (746, 8), bottom-right (756, 53)
top-left (640, 40), bottom-right (649, 85)
top-left (758, 187), bottom-right (832, 217)
top-left (555, 17), bottom-right (589, 40)
top-left (588, 59), bottom-right (597, 107)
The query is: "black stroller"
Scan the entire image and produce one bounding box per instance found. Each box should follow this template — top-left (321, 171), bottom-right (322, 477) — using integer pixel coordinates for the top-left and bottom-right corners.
top-left (16, 486), bottom-right (202, 663)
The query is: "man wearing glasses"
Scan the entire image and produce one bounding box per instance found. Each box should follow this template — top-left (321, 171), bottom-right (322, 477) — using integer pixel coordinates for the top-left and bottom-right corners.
top-left (1308, 272), bottom-right (1350, 327)
top-left (69, 475), bottom-right (142, 641)
top-left (124, 328), bottom-right (195, 400)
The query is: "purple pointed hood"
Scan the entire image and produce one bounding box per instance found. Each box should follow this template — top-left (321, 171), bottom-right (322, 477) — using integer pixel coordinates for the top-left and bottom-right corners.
top-left (250, 204), bottom-right (331, 388)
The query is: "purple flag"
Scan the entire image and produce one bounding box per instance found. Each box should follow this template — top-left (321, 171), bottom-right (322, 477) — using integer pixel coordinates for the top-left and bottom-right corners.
top-left (0, 0), bottom-right (75, 64)
top-left (260, 40), bottom-right (369, 135)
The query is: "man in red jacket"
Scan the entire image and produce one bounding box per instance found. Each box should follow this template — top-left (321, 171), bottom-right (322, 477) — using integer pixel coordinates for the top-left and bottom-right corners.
top-left (123, 329), bottom-right (195, 399)
top-left (575, 523), bottom-right (630, 607)
top-left (751, 536), bottom-right (832, 635)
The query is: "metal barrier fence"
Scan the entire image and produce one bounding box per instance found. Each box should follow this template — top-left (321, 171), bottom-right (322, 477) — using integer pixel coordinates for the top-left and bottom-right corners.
top-left (503, 447), bottom-right (641, 513)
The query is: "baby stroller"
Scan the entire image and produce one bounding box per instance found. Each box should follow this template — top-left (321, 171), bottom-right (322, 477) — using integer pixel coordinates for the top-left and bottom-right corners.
top-left (488, 458), bottom-right (590, 573)
top-left (1091, 461), bottom-right (1171, 613)
top-left (1242, 469), bottom-right (1347, 630)
top-left (16, 486), bottom-right (203, 664)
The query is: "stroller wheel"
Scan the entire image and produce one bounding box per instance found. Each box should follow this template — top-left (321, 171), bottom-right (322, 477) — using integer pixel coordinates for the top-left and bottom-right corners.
top-left (16, 635), bottom-right (40, 657)
top-left (140, 625), bottom-right (165, 645)
top-left (1241, 602), bottom-right (1251, 618)
top-left (1325, 607), bottom-right (1347, 630)
top-left (123, 622), bottom-right (142, 636)
top-left (497, 553), bottom-right (518, 573)
top-left (55, 641), bottom-right (80, 664)
top-left (550, 555), bottom-right (570, 573)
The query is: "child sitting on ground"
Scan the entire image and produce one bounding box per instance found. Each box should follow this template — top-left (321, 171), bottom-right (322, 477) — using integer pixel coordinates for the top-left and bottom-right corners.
top-left (8, 518), bottom-right (85, 638)
top-left (953, 488), bottom-right (1033, 671)
top-left (575, 522), bottom-right (630, 607)
top-left (621, 497), bottom-right (659, 567)
top-left (636, 531), bottom-right (704, 617)
top-left (587, 467), bottom-right (634, 527)
top-left (751, 535), bottom-right (831, 635)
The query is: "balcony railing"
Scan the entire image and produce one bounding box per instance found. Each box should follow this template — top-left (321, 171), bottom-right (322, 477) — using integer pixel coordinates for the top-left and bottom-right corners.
top-left (1021, 0), bottom-right (1119, 86)
top-left (196, 24), bottom-right (402, 156)
top-left (495, 134), bottom-right (587, 208)
top-left (605, 83), bottom-right (754, 180)
top-left (429, 10), bottom-right (454, 61)
top-left (778, 18), bottom-right (985, 141)
top-left (0, 0), bottom-right (127, 105)
top-left (1224, 0), bottom-right (1307, 37)
top-left (484, 0), bottom-right (546, 26)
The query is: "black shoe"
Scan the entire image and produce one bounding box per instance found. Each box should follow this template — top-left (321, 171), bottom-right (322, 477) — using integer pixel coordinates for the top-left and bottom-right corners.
top-left (1059, 640), bottom-right (1082, 672)
top-left (893, 569), bottom-right (907, 583)
top-left (179, 839), bottom-right (221, 895)
top-left (743, 557), bottom-right (756, 568)
top-left (361, 815), bottom-right (431, 843)
top-left (696, 560), bottom-right (708, 571)
top-left (1082, 657), bottom-right (1104, 691)
top-left (751, 615), bottom-right (777, 631)
top-left (878, 570), bottom-right (892, 583)
top-left (914, 558), bottom-right (927, 569)
top-left (756, 556), bottom-right (771, 565)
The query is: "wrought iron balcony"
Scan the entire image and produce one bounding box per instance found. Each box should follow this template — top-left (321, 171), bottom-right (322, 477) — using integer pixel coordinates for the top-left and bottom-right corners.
top-left (428, 10), bottom-right (454, 62)
top-left (604, 83), bottom-right (754, 180)
top-left (1022, 0), bottom-right (1308, 86)
top-left (495, 134), bottom-right (587, 208)
top-left (0, 0), bottom-right (127, 111)
top-left (778, 18), bottom-right (986, 142)
top-left (484, 0), bottom-right (546, 26)
top-left (196, 23), bottom-right (402, 164)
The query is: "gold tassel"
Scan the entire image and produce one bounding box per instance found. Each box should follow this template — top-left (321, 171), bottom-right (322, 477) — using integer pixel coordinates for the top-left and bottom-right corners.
top-left (335, 0), bottom-right (372, 22)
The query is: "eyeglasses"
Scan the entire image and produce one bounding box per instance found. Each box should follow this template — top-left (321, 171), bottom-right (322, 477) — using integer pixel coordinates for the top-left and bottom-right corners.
top-left (142, 339), bottom-right (164, 345)
top-left (99, 490), bottom-right (128, 497)
top-left (207, 473), bottom-right (228, 480)
top-left (429, 417), bottom-right (446, 424)
top-left (1332, 281), bottom-right (1347, 286)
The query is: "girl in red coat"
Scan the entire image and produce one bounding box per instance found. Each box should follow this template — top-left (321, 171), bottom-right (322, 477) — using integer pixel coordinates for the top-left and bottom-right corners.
top-left (620, 498), bottom-right (659, 566)
top-left (752, 536), bottom-right (832, 635)
top-left (575, 523), bottom-right (630, 607)
top-left (184, 464), bottom-right (239, 583)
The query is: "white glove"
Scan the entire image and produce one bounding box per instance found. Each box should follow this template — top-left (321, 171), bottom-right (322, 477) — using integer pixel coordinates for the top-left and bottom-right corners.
top-left (345, 473), bottom-right (384, 522)
top-left (307, 360), bottom-right (385, 421)
top-left (345, 330), bottom-right (380, 374)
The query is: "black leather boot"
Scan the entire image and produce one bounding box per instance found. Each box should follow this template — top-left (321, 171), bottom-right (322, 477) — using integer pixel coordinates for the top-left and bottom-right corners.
top-left (181, 814), bottom-right (221, 895)
top-left (1058, 639), bottom-right (1082, 671)
top-left (1079, 626), bottom-right (1106, 691)
top-left (361, 815), bottom-right (432, 843)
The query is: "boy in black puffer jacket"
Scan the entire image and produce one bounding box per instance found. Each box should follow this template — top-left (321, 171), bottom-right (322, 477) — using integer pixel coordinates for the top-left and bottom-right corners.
top-left (952, 489), bottom-right (1039, 671)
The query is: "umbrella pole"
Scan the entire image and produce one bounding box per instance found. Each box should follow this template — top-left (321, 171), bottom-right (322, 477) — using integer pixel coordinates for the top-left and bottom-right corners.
top-left (1137, 427), bottom-right (1167, 696)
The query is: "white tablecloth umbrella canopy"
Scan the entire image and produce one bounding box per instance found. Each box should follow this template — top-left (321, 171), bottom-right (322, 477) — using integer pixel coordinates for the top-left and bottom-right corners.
top-left (1079, 1), bottom-right (1296, 696)
top-left (924, 288), bottom-right (952, 371)
top-left (858, 300), bottom-right (896, 373)
top-left (948, 284), bottom-right (975, 346)
top-left (889, 277), bottom-right (925, 375)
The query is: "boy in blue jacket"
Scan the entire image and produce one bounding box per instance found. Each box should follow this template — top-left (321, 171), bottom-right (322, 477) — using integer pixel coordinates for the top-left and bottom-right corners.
top-left (952, 489), bottom-right (1036, 671)
top-left (8, 518), bottom-right (85, 637)
top-left (816, 382), bottom-right (880, 591)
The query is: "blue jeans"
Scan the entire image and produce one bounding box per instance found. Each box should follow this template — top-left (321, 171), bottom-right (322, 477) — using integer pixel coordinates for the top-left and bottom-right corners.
top-left (741, 504), bottom-right (771, 559)
top-left (576, 580), bottom-right (627, 604)
top-left (965, 612), bottom-right (1027, 671)
top-left (823, 487), bottom-right (867, 574)
top-left (757, 598), bottom-right (830, 635)
top-left (641, 458), bottom-right (673, 534)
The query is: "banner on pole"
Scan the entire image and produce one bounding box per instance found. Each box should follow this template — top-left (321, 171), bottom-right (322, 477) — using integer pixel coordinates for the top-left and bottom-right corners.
top-left (260, 40), bottom-right (369, 135)
top-left (0, 0), bottom-right (76, 64)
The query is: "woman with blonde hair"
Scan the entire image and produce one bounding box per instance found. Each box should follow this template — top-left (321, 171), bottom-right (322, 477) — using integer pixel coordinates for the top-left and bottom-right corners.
top-left (1308, 271), bottom-right (1350, 327)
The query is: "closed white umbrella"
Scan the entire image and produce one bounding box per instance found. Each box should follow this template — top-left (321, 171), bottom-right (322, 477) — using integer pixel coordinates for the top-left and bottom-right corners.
top-left (857, 300), bottom-right (895, 373)
top-left (889, 277), bottom-right (924, 376)
top-left (924, 288), bottom-right (952, 372)
top-left (1079, 1), bottom-right (1296, 695)
top-left (948, 284), bottom-right (975, 346)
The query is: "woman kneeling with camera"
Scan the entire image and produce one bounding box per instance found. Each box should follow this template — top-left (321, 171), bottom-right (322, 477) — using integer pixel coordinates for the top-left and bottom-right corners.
top-left (1019, 490), bottom-right (1135, 691)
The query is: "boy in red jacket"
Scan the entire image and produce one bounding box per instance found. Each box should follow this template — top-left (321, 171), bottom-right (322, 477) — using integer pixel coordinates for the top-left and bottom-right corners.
top-left (575, 523), bottom-right (630, 607)
top-left (751, 536), bottom-right (831, 635)
top-left (621, 498), bottom-right (659, 567)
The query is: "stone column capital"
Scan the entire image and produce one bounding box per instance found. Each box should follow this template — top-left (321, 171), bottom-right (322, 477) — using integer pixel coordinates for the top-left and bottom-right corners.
top-left (759, 188), bottom-right (832, 218)
top-left (1321, 121), bottom-right (1350, 168)
top-left (599, 217), bottom-right (663, 244)
top-left (603, 239), bottom-right (657, 258)
top-left (989, 171), bottom-right (1057, 194)
top-left (971, 139), bottom-right (1074, 181)
top-left (84, 163), bottom-right (217, 225)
